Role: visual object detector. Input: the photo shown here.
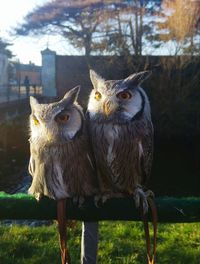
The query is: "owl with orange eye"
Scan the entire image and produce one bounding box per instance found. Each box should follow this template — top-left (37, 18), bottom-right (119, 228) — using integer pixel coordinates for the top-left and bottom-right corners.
top-left (28, 86), bottom-right (98, 201)
top-left (87, 70), bottom-right (154, 212)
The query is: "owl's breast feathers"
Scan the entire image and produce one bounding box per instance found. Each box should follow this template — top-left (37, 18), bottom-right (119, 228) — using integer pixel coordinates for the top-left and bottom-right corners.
top-left (88, 115), bottom-right (153, 194)
top-left (28, 131), bottom-right (98, 200)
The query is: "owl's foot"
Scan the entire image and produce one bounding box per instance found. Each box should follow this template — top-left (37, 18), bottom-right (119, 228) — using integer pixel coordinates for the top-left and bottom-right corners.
top-left (35, 193), bottom-right (43, 201)
top-left (102, 193), bottom-right (113, 204)
top-left (94, 194), bottom-right (102, 208)
top-left (134, 186), bottom-right (154, 215)
top-left (94, 192), bottom-right (123, 207)
top-left (72, 196), bottom-right (85, 207)
top-left (94, 194), bottom-right (111, 207)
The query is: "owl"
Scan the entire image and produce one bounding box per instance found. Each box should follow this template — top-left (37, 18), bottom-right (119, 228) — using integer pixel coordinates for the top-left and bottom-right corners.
top-left (87, 70), bottom-right (154, 212)
top-left (28, 86), bottom-right (98, 201)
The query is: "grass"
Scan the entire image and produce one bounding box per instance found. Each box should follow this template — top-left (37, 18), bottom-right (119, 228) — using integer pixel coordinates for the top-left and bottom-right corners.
top-left (0, 221), bottom-right (200, 264)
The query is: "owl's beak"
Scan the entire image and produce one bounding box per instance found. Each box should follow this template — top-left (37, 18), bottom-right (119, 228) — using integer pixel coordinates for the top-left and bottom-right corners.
top-left (103, 100), bottom-right (116, 116)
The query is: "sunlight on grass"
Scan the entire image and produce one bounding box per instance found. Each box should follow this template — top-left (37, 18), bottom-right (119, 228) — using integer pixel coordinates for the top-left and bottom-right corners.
top-left (0, 222), bottom-right (199, 264)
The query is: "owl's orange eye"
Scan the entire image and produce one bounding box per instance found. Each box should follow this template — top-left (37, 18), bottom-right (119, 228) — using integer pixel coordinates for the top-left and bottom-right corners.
top-left (95, 91), bottom-right (102, 101)
top-left (117, 91), bottom-right (132, 100)
top-left (56, 113), bottom-right (70, 124)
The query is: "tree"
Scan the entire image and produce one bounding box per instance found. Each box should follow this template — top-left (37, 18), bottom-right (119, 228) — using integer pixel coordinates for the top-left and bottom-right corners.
top-left (15, 0), bottom-right (163, 57)
top-left (14, 0), bottom-right (128, 57)
top-left (150, 0), bottom-right (200, 141)
top-left (0, 37), bottom-right (13, 58)
top-left (91, 0), bottom-right (162, 56)
top-left (157, 0), bottom-right (200, 55)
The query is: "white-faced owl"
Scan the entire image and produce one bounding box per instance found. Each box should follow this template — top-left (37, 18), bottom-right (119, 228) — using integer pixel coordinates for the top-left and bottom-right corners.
top-left (87, 70), bottom-right (153, 212)
top-left (28, 86), bottom-right (98, 201)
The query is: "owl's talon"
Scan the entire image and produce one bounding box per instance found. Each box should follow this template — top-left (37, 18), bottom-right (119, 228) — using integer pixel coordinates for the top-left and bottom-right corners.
top-left (73, 196), bottom-right (79, 205)
top-left (94, 195), bottom-right (103, 208)
top-left (146, 190), bottom-right (155, 199)
top-left (134, 186), bottom-right (150, 215)
top-left (78, 196), bottom-right (85, 207)
top-left (102, 194), bottom-right (110, 204)
top-left (35, 193), bottom-right (42, 201)
top-left (96, 192), bottom-right (124, 207)
top-left (94, 193), bottom-right (120, 207)
top-left (102, 192), bottom-right (122, 203)
top-left (72, 196), bottom-right (85, 207)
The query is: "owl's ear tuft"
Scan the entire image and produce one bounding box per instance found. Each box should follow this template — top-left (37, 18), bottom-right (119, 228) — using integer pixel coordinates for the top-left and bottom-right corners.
top-left (90, 69), bottom-right (105, 89)
top-left (62, 85), bottom-right (80, 104)
top-left (124, 71), bottom-right (152, 87)
top-left (30, 96), bottom-right (39, 109)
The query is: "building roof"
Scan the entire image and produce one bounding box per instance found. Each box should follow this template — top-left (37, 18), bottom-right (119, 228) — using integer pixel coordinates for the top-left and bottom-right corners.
top-left (12, 62), bottom-right (41, 72)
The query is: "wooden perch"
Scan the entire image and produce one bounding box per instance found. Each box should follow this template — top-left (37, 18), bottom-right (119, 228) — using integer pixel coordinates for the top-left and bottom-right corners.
top-left (0, 192), bottom-right (200, 223)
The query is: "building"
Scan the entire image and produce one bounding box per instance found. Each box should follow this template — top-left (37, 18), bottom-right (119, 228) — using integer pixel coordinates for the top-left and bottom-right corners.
top-left (12, 61), bottom-right (41, 86)
top-left (0, 53), bottom-right (8, 94)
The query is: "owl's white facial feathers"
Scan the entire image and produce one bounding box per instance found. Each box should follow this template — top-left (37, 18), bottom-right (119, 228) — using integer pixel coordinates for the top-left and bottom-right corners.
top-left (87, 89), bottom-right (111, 117)
top-left (29, 89), bottom-right (83, 144)
top-left (63, 107), bottom-right (82, 140)
top-left (30, 107), bottom-right (82, 143)
top-left (87, 85), bottom-right (143, 120)
top-left (122, 90), bottom-right (143, 118)
top-left (88, 70), bottom-right (152, 122)
top-left (29, 113), bottom-right (47, 141)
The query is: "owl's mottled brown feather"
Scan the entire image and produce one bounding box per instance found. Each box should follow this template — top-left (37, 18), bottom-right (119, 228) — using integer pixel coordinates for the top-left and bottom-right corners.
top-left (29, 126), bottom-right (98, 200)
top-left (28, 86), bottom-right (98, 201)
top-left (87, 70), bottom-right (154, 199)
top-left (87, 116), bottom-right (153, 195)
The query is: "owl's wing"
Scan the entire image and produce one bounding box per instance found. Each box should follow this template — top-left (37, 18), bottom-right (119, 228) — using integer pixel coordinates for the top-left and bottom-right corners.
top-left (140, 121), bottom-right (154, 187)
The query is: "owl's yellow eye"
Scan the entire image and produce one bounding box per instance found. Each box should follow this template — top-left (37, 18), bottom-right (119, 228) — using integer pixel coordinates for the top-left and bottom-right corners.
top-left (33, 116), bottom-right (39, 126)
top-left (117, 91), bottom-right (132, 100)
top-left (95, 91), bottom-right (102, 101)
top-left (56, 113), bottom-right (70, 124)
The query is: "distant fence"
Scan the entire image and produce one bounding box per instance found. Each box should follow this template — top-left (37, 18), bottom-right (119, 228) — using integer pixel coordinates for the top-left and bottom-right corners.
top-left (0, 84), bottom-right (42, 104)
top-left (0, 85), bottom-right (43, 124)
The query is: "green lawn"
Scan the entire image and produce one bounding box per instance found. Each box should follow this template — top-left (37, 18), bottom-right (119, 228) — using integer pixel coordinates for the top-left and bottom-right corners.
top-left (0, 221), bottom-right (199, 264)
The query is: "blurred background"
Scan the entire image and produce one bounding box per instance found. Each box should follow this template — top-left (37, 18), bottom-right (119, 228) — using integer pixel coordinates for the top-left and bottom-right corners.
top-left (0, 0), bottom-right (199, 197)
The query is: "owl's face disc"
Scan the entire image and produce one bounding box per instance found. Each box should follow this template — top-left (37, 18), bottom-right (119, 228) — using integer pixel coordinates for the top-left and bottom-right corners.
top-left (87, 71), bottom-right (151, 124)
top-left (29, 86), bottom-right (83, 145)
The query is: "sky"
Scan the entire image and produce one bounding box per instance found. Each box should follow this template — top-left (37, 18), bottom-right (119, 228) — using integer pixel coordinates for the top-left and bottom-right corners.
top-left (1, 0), bottom-right (196, 66)
top-left (0, 0), bottom-right (76, 66)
